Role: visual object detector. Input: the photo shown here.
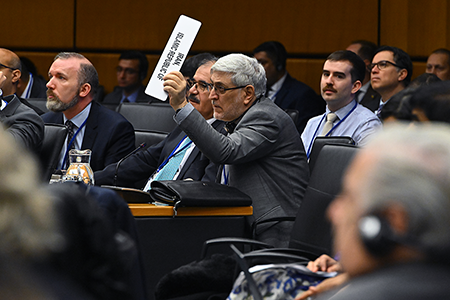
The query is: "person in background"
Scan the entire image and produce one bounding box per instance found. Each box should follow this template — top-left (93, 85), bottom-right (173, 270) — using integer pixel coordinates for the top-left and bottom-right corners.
top-left (253, 41), bottom-right (325, 133)
top-left (102, 50), bottom-right (163, 108)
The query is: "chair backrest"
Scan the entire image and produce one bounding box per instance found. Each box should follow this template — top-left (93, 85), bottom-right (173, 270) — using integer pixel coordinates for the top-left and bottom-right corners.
top-left (284, 109), bottom-right (299, 125)
top-left (289, 143), bottom-right (359, 256)
top-left (117, 102), bottom-right (176, 132)
top-left (27, 98), bottom-right (49, 114)
top-left (134, 129), bottom-right (168, 150)
top-left (308, 136), bottom-right (355, 173)
top-left (39, 124), bottom-right (68, 182)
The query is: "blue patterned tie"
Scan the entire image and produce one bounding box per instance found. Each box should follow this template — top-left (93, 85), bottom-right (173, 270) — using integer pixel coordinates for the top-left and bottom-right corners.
top-left (65, 120), bottom-right (77, 169)
top-left (144, 136), bottom-right (192, 190)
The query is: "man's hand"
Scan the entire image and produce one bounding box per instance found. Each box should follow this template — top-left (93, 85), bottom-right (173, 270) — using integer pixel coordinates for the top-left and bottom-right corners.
top-left (306, 254), bottom-right (343, 273)
top-left (294, 273), bottom-right (349, 300)
top-left (163, 71), bottom-right (188, 111)
top-left (294, 254), bottom-right (348, 300)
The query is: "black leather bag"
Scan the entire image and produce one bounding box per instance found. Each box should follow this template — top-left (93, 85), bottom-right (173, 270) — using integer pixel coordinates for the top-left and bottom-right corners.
top-left (149, 180), bottom-right (252, 207)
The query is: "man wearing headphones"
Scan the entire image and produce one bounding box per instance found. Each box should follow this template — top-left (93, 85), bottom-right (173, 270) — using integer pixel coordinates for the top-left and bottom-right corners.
top-left (102, 50), bottom-right (163, 107)
top-left (253, 41), bottom-right (325, 133)
top-left (297, 124), bottom-right (450, 300)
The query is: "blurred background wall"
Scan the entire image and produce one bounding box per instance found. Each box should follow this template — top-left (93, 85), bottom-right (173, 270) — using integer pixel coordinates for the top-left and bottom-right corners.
top-left (3, 0), bottom-right (449, 95)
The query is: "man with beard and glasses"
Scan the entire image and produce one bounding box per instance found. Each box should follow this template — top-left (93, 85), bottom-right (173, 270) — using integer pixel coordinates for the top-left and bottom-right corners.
top-left (302, 50), bottom-right (381, 158)
top-left (0, 48), bottom-right (44, 154)
top-left (42, 52), bottom-right (135, 172)
top-left (95, 54), bottom-right (225, 189)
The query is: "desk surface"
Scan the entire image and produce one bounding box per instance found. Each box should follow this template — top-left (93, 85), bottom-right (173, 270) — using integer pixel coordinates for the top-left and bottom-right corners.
top-left (129, 203), bottom-right (253, 217)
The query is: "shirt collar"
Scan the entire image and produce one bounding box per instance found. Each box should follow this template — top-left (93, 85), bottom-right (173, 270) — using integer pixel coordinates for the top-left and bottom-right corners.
top-left (267, 72), bottom-right (287, 99)
top-left (20, 73), bottom-right (34, 98)
top-left (326, 99), bottom-right (357, 120)
top-left (121, 89), bottom-right (139, 103)
top-left (63, 102), bottom-right (92, 127)
top-left (206, 117), bottom-right (216, 125)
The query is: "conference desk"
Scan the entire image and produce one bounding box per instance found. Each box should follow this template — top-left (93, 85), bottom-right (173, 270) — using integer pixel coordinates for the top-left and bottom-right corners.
top-left (128, 203), bottom-right (253, 299)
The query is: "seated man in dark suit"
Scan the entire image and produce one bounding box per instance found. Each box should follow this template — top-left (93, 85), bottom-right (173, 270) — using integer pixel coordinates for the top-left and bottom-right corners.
top-left (253, 41), bottom-right (325, 133)
top-left (95, 54), bottom-right (224, 189)
top-left (102, 50), bottom-right (164, 108)
top-left (17, 56), bottom-right (48, 99)
top-left (164, 53), bottom-right (310, 247)
top-left (0, 49), bottom-right (44, 154)
top-left (346, 40), bottom-right (381, 111)
top-left (42, 52), bottom-right (135, 172)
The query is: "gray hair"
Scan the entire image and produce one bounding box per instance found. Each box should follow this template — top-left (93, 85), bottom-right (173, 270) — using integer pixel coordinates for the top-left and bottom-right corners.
top-left (0, 126), bottom-right (62, 258)
top-left (360, 123), bottom-right (450, 257)
top-left (54, 52), bottom-right (99, 97)
top-left (211, 53), bottom-right (266, 97)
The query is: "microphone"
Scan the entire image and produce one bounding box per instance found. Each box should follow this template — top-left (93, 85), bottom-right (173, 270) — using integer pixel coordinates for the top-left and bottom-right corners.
top-left (113, 142), bottom-right (146, 186)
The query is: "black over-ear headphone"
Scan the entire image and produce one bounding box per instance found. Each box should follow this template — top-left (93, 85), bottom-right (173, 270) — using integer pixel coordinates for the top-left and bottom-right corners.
top-left (359, 214), bottom-right (401, 257)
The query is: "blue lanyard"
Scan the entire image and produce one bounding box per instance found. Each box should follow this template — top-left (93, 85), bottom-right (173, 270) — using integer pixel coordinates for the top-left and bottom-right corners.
top-left (62, 117), bottom-right (88, 168)
top-left (155, 135), bottom-right (193, 172)
top-left (306, 101), bottom-right (358, 159)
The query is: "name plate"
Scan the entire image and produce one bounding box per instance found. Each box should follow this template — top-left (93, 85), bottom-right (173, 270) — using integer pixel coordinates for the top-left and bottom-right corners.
top-left (145, 15), bottom-right (202, 101)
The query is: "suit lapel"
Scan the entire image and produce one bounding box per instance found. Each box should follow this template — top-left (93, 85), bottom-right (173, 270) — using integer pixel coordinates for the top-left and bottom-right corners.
top-left (274, 75), bottom-right (291, 107)
top-left (81, 102), bottom-right (98, 149)
top-left (178, 120), bottom-right (225, 179)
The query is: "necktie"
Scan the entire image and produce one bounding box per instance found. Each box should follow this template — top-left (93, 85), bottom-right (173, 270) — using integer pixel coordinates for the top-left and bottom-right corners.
top-left (376, 102), bottom-right (385, 118)
top-left (144, 137), bottom-right (192, 191)
top-left (320, 113), bottom-right (338, 136)
top-left (123, 98), bottom-right (130, 103)
top-left (65, 120), bottom-right (77, 169)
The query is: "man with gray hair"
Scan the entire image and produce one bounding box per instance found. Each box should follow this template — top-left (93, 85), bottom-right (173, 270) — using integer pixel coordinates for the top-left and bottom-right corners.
top-left (301, 124), bottom-right (450, 300)
top-left (42, 52), bottom-right (135, 172)
top-left (163, 53), bottom-right (309, 247)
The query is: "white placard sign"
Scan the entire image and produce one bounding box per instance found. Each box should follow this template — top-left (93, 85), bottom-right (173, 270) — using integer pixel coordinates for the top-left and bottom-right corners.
top-left (145, 15), bottom-right (202, 100)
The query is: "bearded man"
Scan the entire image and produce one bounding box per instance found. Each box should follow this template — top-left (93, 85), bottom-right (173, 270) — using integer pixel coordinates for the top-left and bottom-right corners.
top-left (42, 52), bottom-right (135, 172)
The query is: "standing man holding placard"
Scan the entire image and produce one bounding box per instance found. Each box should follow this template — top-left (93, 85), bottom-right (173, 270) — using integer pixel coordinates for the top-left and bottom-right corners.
top-left (163, 53), bottom-right (309, 248)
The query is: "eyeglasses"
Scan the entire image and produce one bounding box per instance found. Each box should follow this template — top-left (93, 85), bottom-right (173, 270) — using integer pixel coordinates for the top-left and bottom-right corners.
top-left (0, 62), bottom-right (18, 71)
top-left (211, 84), bottom-right (248, 94)
top-left (116, 66), bottom-right (138, 75)
top-left (370, 60), bottom-right (404, 70)
top-left (188, 79), bottom-right (212, 92)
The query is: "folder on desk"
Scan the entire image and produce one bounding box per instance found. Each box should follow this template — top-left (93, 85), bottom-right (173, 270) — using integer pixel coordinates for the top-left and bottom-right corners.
top-left (101, 186), bottom-right (153, 204)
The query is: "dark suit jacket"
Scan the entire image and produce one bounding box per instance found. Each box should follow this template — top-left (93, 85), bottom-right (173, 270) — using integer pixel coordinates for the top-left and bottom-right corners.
top-left (177, 98), bottom-right (310, 247)
top-left (103, 85), bottom-right (165, 106)
top-left (359, 84), bottom-right (381, 112)
top-left (19, 97), bottom-right (45, 115)
top-left (94, 120), bottom-right (225, 189)
top-left (42, 101), bottom-right (135, 172)
top-left (0, 94), bottom-right (44, 154)
top-left (30, 75), bottom-right (48, 99)
top-left (274, 73), bottom-right (325, 133)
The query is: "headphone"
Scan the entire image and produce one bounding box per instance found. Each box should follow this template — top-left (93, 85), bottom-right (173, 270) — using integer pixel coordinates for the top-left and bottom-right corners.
top-left (358, 214), bottom-right (397, 256)
top-left (358, 213), bottom-right (420, 257)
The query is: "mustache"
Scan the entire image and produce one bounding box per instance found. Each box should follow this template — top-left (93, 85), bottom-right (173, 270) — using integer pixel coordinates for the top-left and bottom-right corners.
top-left (188, 95), bottom-right (200, 104)
top-left (322, 85), bottom-right (337, 93)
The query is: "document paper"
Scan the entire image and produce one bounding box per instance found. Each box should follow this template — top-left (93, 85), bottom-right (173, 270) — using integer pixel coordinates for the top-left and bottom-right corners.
top-left (145, 15), bottom-right (202, 100)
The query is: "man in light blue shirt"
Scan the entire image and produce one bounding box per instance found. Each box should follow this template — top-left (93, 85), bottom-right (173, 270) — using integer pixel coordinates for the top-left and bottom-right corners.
top-left (302, 50), bottom-right (382, 158)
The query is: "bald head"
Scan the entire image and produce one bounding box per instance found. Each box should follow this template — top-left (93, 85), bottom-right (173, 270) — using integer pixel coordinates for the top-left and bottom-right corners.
top-left (0, 48), bottom-right (22, 96)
